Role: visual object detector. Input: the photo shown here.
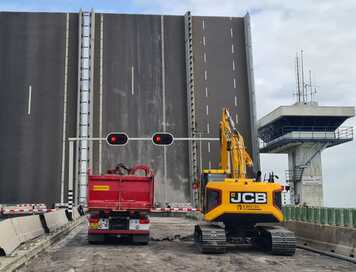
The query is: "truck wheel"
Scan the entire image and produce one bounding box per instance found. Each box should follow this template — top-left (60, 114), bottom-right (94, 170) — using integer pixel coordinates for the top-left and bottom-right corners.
top-left (132, 234), bottom-right (150, 245)
top-left (88, 234), bottom-right (105, 244)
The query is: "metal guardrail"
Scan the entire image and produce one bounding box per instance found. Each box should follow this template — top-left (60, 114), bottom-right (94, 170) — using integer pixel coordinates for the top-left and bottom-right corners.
top-left (283, 206), bottom-right (356, 228)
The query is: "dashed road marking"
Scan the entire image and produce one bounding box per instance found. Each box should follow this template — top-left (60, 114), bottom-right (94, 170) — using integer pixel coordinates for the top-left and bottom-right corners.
top-left (202, 20), bottom-right (205, 30)
top-left (204, 52), bottom-right (207, 63)
top-left (207, 122), bottom-right (210, 134)
top-left (233, 78), bottom-right (236, 89)
top-left (27, 85), bottom-right (32, 115)
top-left (203, 36), bottom-right (206, 46)
top-left (208, 142), bottom-right (211, 153)
top-left (204, 70), bottom-right (208, 81)
top-left (206, 104), bottom-right (209, 116)
top-left (236, 113), bottom-right (239, 124)
top-left (232, 44), bottom-right (235, 53)
top-left (209, 160), bottom-right (212, 169)
top-left (205, 87), bottom-right (208, 97)
top-left (131, 66), bottom-right (134, 95)
top-left (235, 96), bottom-right (237, 106)
top-left (230, 28), bottom-right (233, 38)
top-left (232, 60), bottom-right (235, 71)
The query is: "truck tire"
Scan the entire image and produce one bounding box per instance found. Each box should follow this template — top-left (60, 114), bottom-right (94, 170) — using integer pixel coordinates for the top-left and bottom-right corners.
top-left (88, 234), bottom-right (105, 244)
top-left (132, 234), bottom-right (150, 245)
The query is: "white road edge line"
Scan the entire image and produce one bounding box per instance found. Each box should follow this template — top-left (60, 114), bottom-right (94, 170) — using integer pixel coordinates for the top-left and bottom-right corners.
top-left (27, 85), bottom-right (32, 115)
top-left (99, 14), bottom-right (104, 174)
top-left (60, 13), bottom-right (69, 204)
top-left (161, 15), bottom-right (168, 204)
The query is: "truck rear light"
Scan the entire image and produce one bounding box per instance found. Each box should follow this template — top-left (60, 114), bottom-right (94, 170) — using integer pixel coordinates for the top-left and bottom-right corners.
top-left (89, 217), bottom-right (99, 224)
top-left (139, 216), bottom-right (150, 224)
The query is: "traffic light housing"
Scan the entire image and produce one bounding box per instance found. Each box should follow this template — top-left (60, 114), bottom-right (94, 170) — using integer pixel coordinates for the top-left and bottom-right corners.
top-left (106, 133), bottom-right (128, 146)
top-left (152, 132), bottom-right (174, 146)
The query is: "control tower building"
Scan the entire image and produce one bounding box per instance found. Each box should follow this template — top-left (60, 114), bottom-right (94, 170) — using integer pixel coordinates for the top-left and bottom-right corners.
top-left (257, 53), bottom-right (354, 206)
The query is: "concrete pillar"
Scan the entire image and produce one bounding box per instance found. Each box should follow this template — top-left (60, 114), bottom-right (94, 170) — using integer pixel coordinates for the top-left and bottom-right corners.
top-left (288, 143), bottom-right (323, 207)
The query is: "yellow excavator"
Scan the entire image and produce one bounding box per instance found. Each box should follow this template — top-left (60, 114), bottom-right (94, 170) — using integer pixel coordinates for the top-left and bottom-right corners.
top-left (194, 108), bottom-right (296, 255)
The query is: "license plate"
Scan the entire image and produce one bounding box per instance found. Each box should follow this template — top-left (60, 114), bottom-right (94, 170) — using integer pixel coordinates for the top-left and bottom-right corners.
top-left (98, 219), bottom-right (109, 230)
top-left (129, 219), bottom-right (140, 230)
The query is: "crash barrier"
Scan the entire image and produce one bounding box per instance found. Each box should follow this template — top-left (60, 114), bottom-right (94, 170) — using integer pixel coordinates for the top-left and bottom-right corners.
top-left (43, 209), bottom-right (69, 233)
top-left (285, 221), bottom-right (356, 258)
top-left (283, 206), bottom-right (356, 228)
top-left (0, 207), bottom-right (84, 256)
top-left (0, 219), bottom-right (22, 256)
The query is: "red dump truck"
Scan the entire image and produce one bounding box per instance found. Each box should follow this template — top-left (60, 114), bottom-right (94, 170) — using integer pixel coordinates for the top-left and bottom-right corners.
top-left (87, 164), bottom-right (154, 244)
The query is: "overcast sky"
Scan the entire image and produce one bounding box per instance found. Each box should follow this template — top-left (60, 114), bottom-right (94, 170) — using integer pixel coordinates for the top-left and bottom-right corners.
top-left (1, 0), bottom-right (355, 207)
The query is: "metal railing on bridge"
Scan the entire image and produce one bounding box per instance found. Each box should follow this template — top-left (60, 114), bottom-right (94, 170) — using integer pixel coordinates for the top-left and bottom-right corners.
top-left (283, 206), bottom-right (356, 228)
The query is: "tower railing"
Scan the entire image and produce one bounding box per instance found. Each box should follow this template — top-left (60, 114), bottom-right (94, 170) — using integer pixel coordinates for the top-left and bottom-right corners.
top-left (259, 126), bottom-right (353, 149)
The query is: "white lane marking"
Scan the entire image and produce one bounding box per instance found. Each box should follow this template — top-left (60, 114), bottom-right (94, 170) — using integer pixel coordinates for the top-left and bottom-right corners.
top-left (230, 28), bottom-right (233, 38)
top-left (232, 60), bottom-right (235, 71)
top-left (206, 104), bottom-right (209, 116)
top-left (207, 122), bottom-right (210, 134)
top-left (204, 70), bottom-right (208, 81)
top-left (236, 113), bottom-right (239, 124)
top-left (203, 36), bottom-right (206, 46)
top-left (131, 66), bottom-right (134, 95)
top-left (209, 160), bottom-right (211, 169)
top-left (205, 87), bottom-right (208, 97)
top-left (234, 96), bottom-right (237, 106)
top-left (233, 78), bottom-right (236, 89)
top-left (27, 85), bottom-right (32, 115)
top-left (232, 44), bottom-right (235, 53)
top-left (202, 20), bottom-right (205, 30)
top-left (208, 142), bottom-right (211, 153)
top-left (161, 15), bottom-right (168, 203)
top-left (203, 52), bottom-right (207, 63)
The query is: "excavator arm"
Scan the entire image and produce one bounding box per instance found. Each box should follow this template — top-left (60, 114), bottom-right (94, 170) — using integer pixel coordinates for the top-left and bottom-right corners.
top-left (219, 108), bottom-right (253, 179)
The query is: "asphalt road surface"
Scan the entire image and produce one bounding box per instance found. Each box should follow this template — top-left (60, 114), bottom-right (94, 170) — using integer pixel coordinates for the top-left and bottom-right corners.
top-left (92, 14), bottom-right (191, 204)
top-left (0, 12), bottom-right (78, 205)
top-left (193, 16), bottom-right (256, 172)
top-left (20, 217), bottom-right (356, 272)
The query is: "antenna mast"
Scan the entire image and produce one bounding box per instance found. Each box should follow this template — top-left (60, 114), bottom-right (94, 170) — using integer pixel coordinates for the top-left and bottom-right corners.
top-left (295, 53), bottom-right (301, 103)
top-left (300, 50), bottom-right (305, 103)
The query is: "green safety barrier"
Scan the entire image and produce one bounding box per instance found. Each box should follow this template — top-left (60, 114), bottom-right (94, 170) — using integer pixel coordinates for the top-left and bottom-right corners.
top-left (282, 206), bottom-right (356, 229)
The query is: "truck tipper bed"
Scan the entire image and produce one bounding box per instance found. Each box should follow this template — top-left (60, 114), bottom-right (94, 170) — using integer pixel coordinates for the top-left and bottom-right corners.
top-left (87, 165), bottom-right (154, 244)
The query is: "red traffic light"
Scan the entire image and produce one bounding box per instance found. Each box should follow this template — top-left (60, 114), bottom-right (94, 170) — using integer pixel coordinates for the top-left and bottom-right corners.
top-left (106, 133), bottom-right (128, 146)
top-left (152, 132), bottom-right (174, 146)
